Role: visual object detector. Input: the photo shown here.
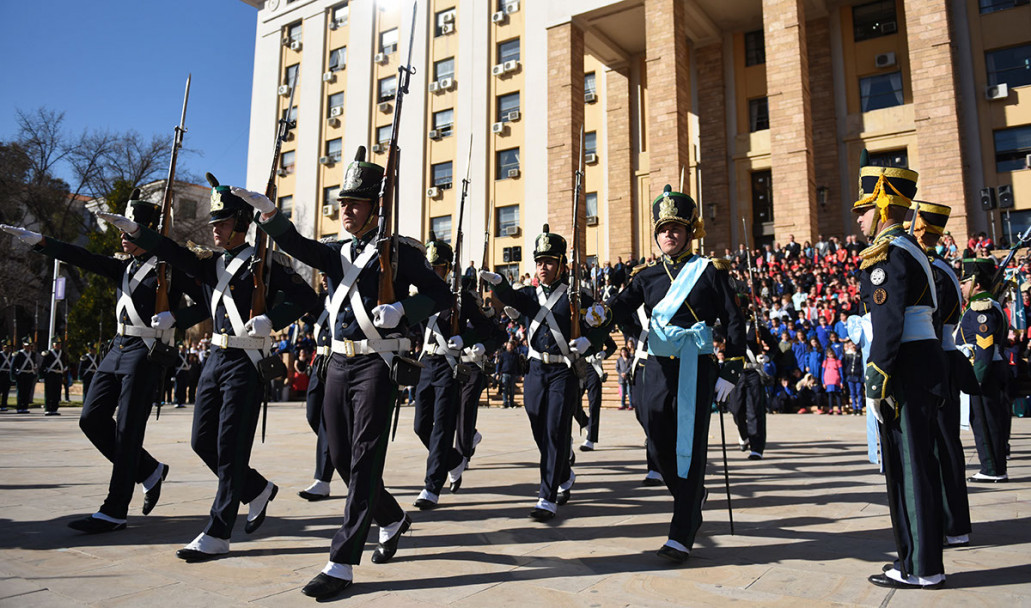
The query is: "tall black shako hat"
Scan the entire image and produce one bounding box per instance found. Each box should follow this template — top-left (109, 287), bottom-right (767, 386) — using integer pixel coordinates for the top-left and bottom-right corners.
top-left (652, 185), bottom-right (705, 238)
top-left (533, 224), bottom-right (567, 262)
top-left (425, 232), bottom-right (453, 267)
top-left (962, 257), bottom-right (997, 287)
top-left (903, 201), bottom-right (951, 236)
top-left (125, 188), bottom-right (162, 231)
top-left (337, 146), bottom-right (385, 202)
top-left (206, 173), bottom-right (252, 229)
top-left (852, 149), bottom-right (919, 219)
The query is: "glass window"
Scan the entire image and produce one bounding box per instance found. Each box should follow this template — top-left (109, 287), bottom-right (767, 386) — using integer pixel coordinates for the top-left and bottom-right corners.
top-left (281, 105), bottom-right (298, 123)
top-left (585, 192), bottom-right (598, 218)
top-left (435, 8), bottom-right (456, 37)
top-left (179, 198), bottom-right (197, 219)
top-left (979, 0), bottom-right (1024, 15)
top-left (853, 0), bottom-right (897, 43)
top-left (378, 76), bottom-right (397, 102)
top-left (867, 149), bottom-right (908, 168)
top-left (751, 170), bottom-right (773, 227)
top-left (749, 97), bottom-right (769, 132)
top-left (324, 186), bottom-right (340, 207)
top-left (332, 2), bottom-right (349, 25)
top-left (498, 92), bottom-right (520, 122)
top-left (284, 64), bottom-right (299, 86)
top-left (376, 124), bottom-right (392, 144)
top-left (380, 28), bottom-right (398, 54)
top-left (496, 204), bottom-right (519, 237)
top-left (432, 162), bottom-right (453, 188)
top-left (500, 0), bottom-right (519, 11)
top-left (498, 39), bottom-right (520, 64)
top-left (279, 195), bottom-right (294, 220)
top-left (986, 44), bottom-right (1031, 90)
top-left (433, 109), bottom-right (454, 136)
top-left (434, 57), bottom-right (455, 81)
top-left (859, 71), bottom-right (903, 112)
top-left (431, 215), bottom-right (452, 244)
top-left (329, 46), bottom-right (347, 71)
top-left (494, 263), bottom-right (519, 282)
top-left (287, 22), bottom-right (302, 43)
top-left (281, 150), bottom-right (296, 171)
top-left (585, 72), bottom-right (596, 95)
top-left (745, 30), bottom-right (765, 66)
top-left (994, 125), bottom-right (1031, 172)
top-left (326, 138), bottom-right (342, 161)
top-left (496, 148), bottom-right (520, 179)
top-left (585, 131), bottom-right (597, 155)
top-left (327, 92), bottom-right (344, 116)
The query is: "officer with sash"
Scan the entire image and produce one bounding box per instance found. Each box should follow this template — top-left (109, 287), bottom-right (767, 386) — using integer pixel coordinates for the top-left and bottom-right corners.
top-left (728, 313), bottom-right (778, 460)
top-left (40, 339), bottom-right (68, 416)
top-left (957, 257), bottom-right (1010, 483)
top-left (479, 225), bottom-right (609, 522)
top-left (99, 177), bottom-right (316, 556)
top-left (299, 273), bottom-right (335, 501)
top-left (0, 341), bottom-right (12, 411)
top-left (230, 147), bottom-right (451, 600)
top-left (79, 344), bottom-right (99, 402)
top-left (851, 156), bottom-right (946, 589)
top-left (606, 185), bottom-right (745, 563)
top-left (578, 335), bottom-right (616, 452)
top-left (906, 203), bottom-right (973, 546)
top-left (2, 192), bottom-right (206, 532)
top-left (10, 339), bottom-right (38, 413)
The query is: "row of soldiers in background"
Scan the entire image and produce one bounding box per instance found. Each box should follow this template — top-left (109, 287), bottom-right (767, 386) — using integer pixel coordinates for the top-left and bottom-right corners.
top-left (0, 339), bottom-right (99, 415)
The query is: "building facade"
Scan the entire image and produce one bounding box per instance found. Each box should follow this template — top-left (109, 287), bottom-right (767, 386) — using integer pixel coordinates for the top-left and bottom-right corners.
top-left (240, 0), bottom-right (1031, 278)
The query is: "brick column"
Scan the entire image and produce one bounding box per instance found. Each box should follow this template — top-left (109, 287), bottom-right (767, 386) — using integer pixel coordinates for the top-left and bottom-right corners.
top-left (695, 42), bottom-right (731, 252)
top-left (904, 0), bottom-right (971, 244)
top-left (547, 22), bottom-right (585, 252)
top-left (807, 17), bottom-right (842, 239)
top-left (605, 65), bottom-right (635, 262)
top-left (763, 0), bottom-right (817, 245)
top-left (644, 0), bottom-right (691, 201)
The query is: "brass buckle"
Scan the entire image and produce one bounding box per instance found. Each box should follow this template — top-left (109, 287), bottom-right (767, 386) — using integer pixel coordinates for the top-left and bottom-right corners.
top-left (214, 334), bottom-right (230, 349)
top-left (342, 339), bottom-right (355, 357)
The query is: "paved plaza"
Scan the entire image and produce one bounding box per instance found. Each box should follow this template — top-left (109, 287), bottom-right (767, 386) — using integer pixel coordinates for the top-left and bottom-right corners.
top-left (0, 404), bottom-right (1028, 607)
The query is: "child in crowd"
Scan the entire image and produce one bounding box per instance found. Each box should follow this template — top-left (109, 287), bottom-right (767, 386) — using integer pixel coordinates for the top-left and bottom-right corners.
top-left (821, 348), bottom-right (843, 415)
top-left (842, 340), bottom-right (864, 415)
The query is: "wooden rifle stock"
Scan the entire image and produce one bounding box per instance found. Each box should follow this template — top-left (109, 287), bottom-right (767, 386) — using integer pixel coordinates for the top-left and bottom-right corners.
top-left (154, 74), bottom-right (191, 314)
top-left (569, 127), bottom-right (585, 340)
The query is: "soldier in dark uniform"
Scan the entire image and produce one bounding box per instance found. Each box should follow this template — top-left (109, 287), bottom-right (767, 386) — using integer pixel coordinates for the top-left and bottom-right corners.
top-left (231, 147), bottom-right (450, 600)
top-left (101, 176), bottom-right (316, 557)
top-left (480, 225), bottom-right (609, 522)
top-left (606, 185), bottom-right (745, 563)
top-left (10, 339), bottom-right (38, 413)
top-left (299, 273), bottom-right (335, 501)
top-left (173, 343), bottom-right (190, 408)
top-left (79, 344), bottom-right (99, 403)
top-left (957, 257), bottom-right (1010, 483)
top-left (2, 192), bottom-right (206, 533)
top-left (851, 158), bottom-right (946, 589)
top-left (727, 313), bottom-right (778, 460)
top-left (453, 281), bottom-right (505, 468)
top-left (0, 341), bottom-right (13, 411)
top-left (40, 339), bottom-right (68, 415)
top-left (579, 335), bottom-right (617, 452)
top-left (907, 202), bottom-right (972, 546)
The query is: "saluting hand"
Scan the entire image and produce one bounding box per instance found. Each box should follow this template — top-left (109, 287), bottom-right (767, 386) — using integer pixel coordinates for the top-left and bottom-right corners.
top-left (372, 302), bottom-right (404, 329)
top-left (95, 212), bottom-right (139, 236)
top-left (0, 224), bottom-right (43, 246)
top-left (230, 187), bottom-right (277, 215)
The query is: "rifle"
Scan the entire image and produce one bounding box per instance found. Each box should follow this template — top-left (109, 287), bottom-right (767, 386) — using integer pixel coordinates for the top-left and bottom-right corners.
top-left (570, 127), bottom-right (585, 340)
top-left (479, 199), bottom-right (494, 294)
top-left (739, 217), bottom-right (764, 353)
top-left (990, 225), bottom-right (1031, 298)
top-left (448, 136), bottom-right (474, 383)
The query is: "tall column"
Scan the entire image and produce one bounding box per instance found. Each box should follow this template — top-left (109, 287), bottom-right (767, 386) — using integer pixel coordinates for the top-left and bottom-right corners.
top-left (546, 22), bottom-right (585, 250)
top-left (696, 42), bottom-right (731, 252)
top-left (644, 0), bottom-right (692, 202)
top-left (763, 0), bottom-right (817, 245)
top-left (905, 0), bottom-right (971, 244)
top-left (605, 64), bottom-right (635, 262)
top-left (806, 17), bottom-right (843, 239)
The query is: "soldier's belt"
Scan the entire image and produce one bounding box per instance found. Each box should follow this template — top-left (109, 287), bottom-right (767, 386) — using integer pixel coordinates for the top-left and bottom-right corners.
top-left (211, 333), bottom-right (272, 351)
top-left (530, 352), bottom-right (569, 365)
top-left (460, 353), bottom-right (482, 364)
top-left (331, 338), bottom-right (411, 357)
top-left (118, 323), bottom-right (173, 341)
top-left (316, 345), bottom-right (332, 358)
top-left (423, 343), bottom-right (460, 357)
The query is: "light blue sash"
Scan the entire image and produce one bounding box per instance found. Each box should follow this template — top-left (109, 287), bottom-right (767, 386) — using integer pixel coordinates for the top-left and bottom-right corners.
top-left (647, 256), bottom-right (712, 478)
top-left (900, 306), bottom-right (936, 342)
top-left (848, 313), bottom-right (880, 467)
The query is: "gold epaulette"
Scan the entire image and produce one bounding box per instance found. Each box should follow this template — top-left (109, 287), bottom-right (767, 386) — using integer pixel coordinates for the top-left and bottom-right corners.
top-left (710, 257), bottom-right (731, 272)
top-left (859, 240), bottom-right (889, 270)
top-left (969, 299), bottom-right (992, 311)
top-left (113, 252), bottom-right (131, 261)
top-left (186, 240), bottom-right (214, 260)
top-left (629, 260), bottom-right (656, 278)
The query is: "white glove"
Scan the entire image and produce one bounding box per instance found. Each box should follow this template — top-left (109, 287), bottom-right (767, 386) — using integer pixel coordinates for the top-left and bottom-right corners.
top-left (95, 212), bottom-right (139, 236)
top-left (866, 397), bottom-right (896, 424)
top-left (757, 354), bottom-right (769, 365)
top-left (0, 224), bottom-right (43, 246)
top-left (479, 270), bottom-right (503, 286)
top-left (372, 302), bottom-right (404, 328)
top-left (244, 314), bottom-right (273, 337)
top-left (447, 335), bottom-right (464, 351)
top-left (466, 343), bottom-right (486, 359)
top-left (584, 303), bottom-right (606, 328)
top-left (714, 377), bottom-right (735, 403)
top-left (503, 306), bottom-right (520, 320)
top-left (150, 311), bottom-right (176, 330)
top-left (230, 186), bottom-right (277, 215)
top-left (569, 337), bottom-right (590, 355)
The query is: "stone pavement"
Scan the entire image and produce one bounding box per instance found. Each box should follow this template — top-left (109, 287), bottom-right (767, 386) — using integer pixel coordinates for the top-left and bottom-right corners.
top-left (0, 405), bottom-right (1027, 607)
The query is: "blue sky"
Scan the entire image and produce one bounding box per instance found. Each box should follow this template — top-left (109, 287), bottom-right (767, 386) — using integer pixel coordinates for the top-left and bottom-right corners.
top-left (0, 0), bottom-right (259, 187)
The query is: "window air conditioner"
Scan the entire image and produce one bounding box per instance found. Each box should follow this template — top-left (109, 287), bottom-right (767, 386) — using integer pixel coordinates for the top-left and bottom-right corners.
top-left (329, 106), bottom-right (343, 118)
top-left (492, 64), bottom-right (505, 76)
top-left (322, 205), bottom-right (337, 217)
top-left (585, 153), bottom-right (598, 164)
top-left (874, 52), bottom-right (896, 68)
top-left (278, 85), bottom-right (291, 96)
top-left (426, 187), bottom-right (440, 198)
top-left (442, 12), bottom-right (455, 23)
top-left (504, 225), bottom-right (519, 236)
top-left (503, 60), bottom-right (519, 72)
top-left (439, 77), bottom-right (454, 90)
top-left (378, 101), bottom-right (392, 112)
top-left (277, 168), bottom-right (289, 177)
top-left (328, 117), bottom-right (340, 128)
top-left (507, 110), bottom-right (520, 122)
top-left (374, 52), bottom-right (387, 64)
top-left (585, 91), bottom-right (597, 103)
top-left (441, 23), bottom-right (454, 34)
top-left (329, 21), bottom-right (339, 31)
top-left (880, 21), bottom-right (897, 34)
top-left (986, 83), bottom-right (1009, 100)
top-left (319, 156), bottom-right (332, 165)
top-left (322, 72), bottom-right (335, 82)
top-left (505, 2), bottom-right (519, 14)
top-left (372, 143), bottom-right (386, 153)
top-left (507, 168), bottom-right (520, 179)
top-left (282, 37), bottom-right (291, 46)
top-left (491, 122), bottom-right (507, 134)
top-left (428, 129), bottom-right (441, 140)
top-left (290, 41), bottom-right (302, 51)
top-left (429, 81), bottom-right (440, 93)
top-left (586, 216), bottom-right (599, 226)
top-left (1026, 153), bottom-right (1031, 169)
top-left (492, 11), bottom-right (507, 24)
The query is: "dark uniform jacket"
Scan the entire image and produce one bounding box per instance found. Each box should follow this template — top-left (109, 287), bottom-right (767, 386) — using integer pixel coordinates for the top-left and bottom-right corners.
top-left (491, 279), bottom-right (608, 358)
top-left (40, 349), bottom-right (67, 376)
top-left (956, 294), bottom-right (1008, 388)
top-left (427, 288), bottom-right (506, 354)
top-left (11, 350), bottom-right (38, 380)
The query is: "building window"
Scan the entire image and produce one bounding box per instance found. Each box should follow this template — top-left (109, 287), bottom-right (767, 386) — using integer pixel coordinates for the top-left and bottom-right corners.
top-left (585, 72), bottom-right (597, 95)
top-left (496, 148), bottom-right (520, 179)
top-left (434, 57), bottom-right (455, 81)
top-left (859, 71), bottom-right (903, 112)
top-left (329, 46), bottom-right (347, 72)
top-left (986, 44), bottom-right (1031, 90)
top-left (867, 149), bottom-right (909, 168)
top-left (284, 64), bottom-right (299, 86)
top-left (979, 0), bottom-right (1025, 14)
top-left (179, 198), bottom-right (197, 219)
top-left (432, 161), bottom-right (453, 188)
top-left (326, 138), bottom-right (342, 162)
top-left (494, 263), bottom-right (519, 282)
top-left (749, 97), bottom-right (769, 132)
top-left (435, 8), bottom-right (455, 37)
top-left (281, 150), bottom-right (296, 173)
top-left (281, 105), bottom-right (298, 123)
top-left (499, 0), bottom-right (519, 11)
top-left (327, 92), bottom-right (344, 116)
top-left (324, 186), bottom-right (340, 207)
top-left (852, 0), bottom-right (897, 42)
top-left (331, 2), bottom-right (349, 26)
top-left (498, 38), bottom-right (520, 64)
top-left (751, 170), bottom-right (773, 227)
top-left (287, 22), bottom-right (302, 43)
top-left (745, 30), bottom-right (766, 66)
top-left (433, 109), bottom-right (454, 137)
top-left (376, 124), bottom-right (392, 144)
top-left (585, 192), bottom-right (598, 219)
top-left (498, 92), bottom-right (520, 122)
top-left (585, 131), bottom-right (597, 156)
top-left (431, 215), bottom-right (452, 244)
top-left (994, 125), bottom-right (1031, 172)
top-left (279, 195), bottom-right (294, 220)
top-left (380, 28), bottom-right (398, 55)
top-left (496, 204), bottom-right (519, 237)
top-left (378, 76), bottom-right (397, 102)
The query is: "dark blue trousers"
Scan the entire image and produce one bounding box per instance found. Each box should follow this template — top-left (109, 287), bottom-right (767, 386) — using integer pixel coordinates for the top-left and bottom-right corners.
top-left (413, 355), bottom-right (463, 494)
top-left (522, 360), bottom-right (577, 502)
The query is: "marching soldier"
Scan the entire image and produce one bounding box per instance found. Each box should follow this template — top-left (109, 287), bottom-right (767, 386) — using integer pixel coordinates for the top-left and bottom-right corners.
top-left (173, 343), bottom-right (190, 408)
top-left (479, 225), bottom-right (609, 522)
top-left (727, 312), bottom-right (778, 460)
top-left (298, 273), bottom-right (335, 501)
top-left (453, 280), bottom-right (505, 468)
top-left (578, 335), bottom-right (617, 452)
top-left (907, 203), bottom-right (972, 546)
top-left (100, 176), bottom-right (316, 558)
top-left (606, 185), bottom-right (745, 563)
top-left (626, 302), bottom-right (664, 486)
top-left (79, 344), bottom-right (99, 402)
top-left (2, 192), bottom-right (205, 532)
top-left (40, 339), bottom-right (68, 415)
top-left (232, 147), bottom-right (450, 599)
top-left (851, 157), bottom-right (946, 589)
top-left (0, 341), bottom-right (12, 411)
top-left (957, 257), bottom-right (1010, 483)
top-left (11, 338), bottom-right (38, 413)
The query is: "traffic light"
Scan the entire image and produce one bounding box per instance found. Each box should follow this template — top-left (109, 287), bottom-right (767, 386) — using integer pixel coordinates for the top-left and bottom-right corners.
top-left (980, 187), bottom-right (997, 211)
top-left (998, 184), bottom-right (1014, 209)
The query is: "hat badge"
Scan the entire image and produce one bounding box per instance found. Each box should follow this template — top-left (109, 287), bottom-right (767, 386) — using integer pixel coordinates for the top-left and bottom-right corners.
top-left (536, 233), bottom-right (551, 252)
top-left (427, 241), bottom-right (439, 263)
top-left (210, 189), bottom-right (224, 212)
top-left (343, 164), bottom-right (363, 191)
top-left (658, 195), bottom-right (677, 220)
